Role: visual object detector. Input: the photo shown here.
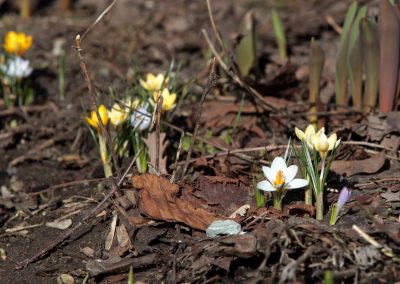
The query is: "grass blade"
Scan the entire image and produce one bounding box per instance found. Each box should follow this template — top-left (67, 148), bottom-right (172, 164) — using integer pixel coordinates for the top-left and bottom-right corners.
top-left (335, 1), bottom-right (358, 107)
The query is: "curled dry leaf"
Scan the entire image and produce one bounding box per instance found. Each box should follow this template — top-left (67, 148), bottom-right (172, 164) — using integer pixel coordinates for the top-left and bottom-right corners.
top-left (331, 152), bottom-right (386, 177)
top-left (132, 174), bottom-right (219, 231)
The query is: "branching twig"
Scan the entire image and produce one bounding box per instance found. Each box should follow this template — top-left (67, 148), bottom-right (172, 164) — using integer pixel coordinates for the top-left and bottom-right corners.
top-left (180, 59), bottom-right (217, 180)
top-left (75, 35), bottom-right (121, 179)
top-left (202, 29), bottom-right (277, 112)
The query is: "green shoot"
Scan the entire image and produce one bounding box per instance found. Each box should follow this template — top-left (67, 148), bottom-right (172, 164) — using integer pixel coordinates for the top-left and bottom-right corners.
top-left (348, 6), bottom-right (366, 110)
top-left (335, 1), bottom-right (358, 107)
top-left (236, 11), bottom-right (257, 77)
top-left (271, 8), bottom-right (287, 61)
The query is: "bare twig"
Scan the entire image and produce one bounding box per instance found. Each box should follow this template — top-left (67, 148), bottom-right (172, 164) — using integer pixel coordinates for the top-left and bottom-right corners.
top-left (155, 95), bottom-right (163, 174)
top-left (15, 147), bottom-right (143, 269)
top-left (202, 29), bottom-right (277, 112)
top-left (75, 35), bottom-right (121, 179)
top-left (206, 0), bottom-right (225, 52)
top-left (80, 0), bottom-right (119, 40)
top-left (180, 59), bottom-right (217, 180)
top-left (170, 131), bottom-right (185, 183)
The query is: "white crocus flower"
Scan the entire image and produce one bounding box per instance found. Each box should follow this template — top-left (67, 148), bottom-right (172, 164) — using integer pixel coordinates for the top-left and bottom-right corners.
top-left (130, 106), bottom-right (151, 131)
top-left (1, 56), bottom-right (33, 79)
top-left (257, 157), bottom-right (308, 192)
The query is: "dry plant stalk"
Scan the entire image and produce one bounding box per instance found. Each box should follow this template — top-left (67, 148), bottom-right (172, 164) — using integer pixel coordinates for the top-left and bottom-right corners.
top-left (75, 35), bottom-right (120, 178)
top-left (180, 60), bottom-right (217, 180)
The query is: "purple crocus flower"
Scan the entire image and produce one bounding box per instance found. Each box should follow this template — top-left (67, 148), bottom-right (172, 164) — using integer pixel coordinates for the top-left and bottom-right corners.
top-left (337, 187), bottom-right (351, 209)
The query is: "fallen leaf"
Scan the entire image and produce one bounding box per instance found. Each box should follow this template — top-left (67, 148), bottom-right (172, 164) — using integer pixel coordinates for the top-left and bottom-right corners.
top-left (381, 190), bottom-right (400, 202)
top-left (116, 224), bottom-right (133, 249)
top-left (132, 174), bottom-right (219, 231)
top-left (105, 213), bottom-right (118, 251)
top-left (194, 176), bottom-right (254, 214)
top-left (45, 219), bottom-right (72, 230)
top-left (331, 152), bottom-right (386, 176)
top-left (368, 112), bottom-right (400, 141)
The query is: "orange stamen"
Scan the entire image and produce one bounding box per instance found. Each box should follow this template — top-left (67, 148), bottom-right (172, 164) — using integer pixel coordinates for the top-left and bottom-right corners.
top-left (273, 170), bottom-right (285, 187)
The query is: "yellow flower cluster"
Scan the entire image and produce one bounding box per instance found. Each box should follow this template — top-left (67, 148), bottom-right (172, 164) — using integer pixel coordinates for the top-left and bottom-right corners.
top-left (85, 105), bottom-right (109, 132)
top-left (3, 31), bottom-right (32, 56)
top-left (140, 73), bottom-right (176, 112)
top-left (295, 125), bottom-right (340, 159)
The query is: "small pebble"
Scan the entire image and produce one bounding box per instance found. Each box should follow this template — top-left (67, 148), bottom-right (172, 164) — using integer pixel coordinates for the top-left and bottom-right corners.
top-left (206, 220), bottom-right (241, 238)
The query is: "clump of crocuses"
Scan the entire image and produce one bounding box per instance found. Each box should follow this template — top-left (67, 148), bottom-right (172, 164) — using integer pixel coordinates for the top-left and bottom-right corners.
top-left (294, 124), bottom-right (340, 220)
top-left (1, 31), bottom-right (34, 106)
top-left (84, 70), bottom-right (178, 177)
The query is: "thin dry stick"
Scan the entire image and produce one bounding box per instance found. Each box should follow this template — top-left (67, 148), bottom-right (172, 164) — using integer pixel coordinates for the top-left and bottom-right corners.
top-left (180, 60), bottom-right (217, 180)
top-left (80, 0), bottom-right (119, 40)
top-left (206, 0), bottom-right (225, 52)
top-left (15, 147), bottom-right (143, 269)
top-left (128, 108), bottom-right (257, 165)
top-left (155, 95), bottom-right (163, 173)
top-left (202, 29), bottom-right (277, 112)
top-left (28, 178), bottom-right (106, 196)
top-left (170, 131), bottom-right (185, 183)
top-left (174, 144), bottom-right (289, 168)
top-left (75, 35), bottom-right (121, 179)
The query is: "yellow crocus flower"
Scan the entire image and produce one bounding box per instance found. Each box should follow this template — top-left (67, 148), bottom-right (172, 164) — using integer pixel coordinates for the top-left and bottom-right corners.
top-left (311, 132), bottom-right (338, 159)
top-left (153, 88), bottom-right (176, 112)
top-left (109, 103), bottom-right (129, 127)
top-left (85, 104), bottom-right (109, 132)
top-left (3, 31), bottom-right (32, 56)
top-left (295, 125), bottom-right (324, 150)
top-left (140, 73), bottom-right (168, 92)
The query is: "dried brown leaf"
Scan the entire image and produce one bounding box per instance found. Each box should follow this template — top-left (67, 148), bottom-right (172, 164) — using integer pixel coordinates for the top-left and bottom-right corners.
top-left (132, 174), bottom-right (219, 231)
top-left (331, 152), bottom-right (386, 177)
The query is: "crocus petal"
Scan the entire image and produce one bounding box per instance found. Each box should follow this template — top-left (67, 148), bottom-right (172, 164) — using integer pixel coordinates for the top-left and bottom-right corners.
top-left (327, 133), bottom-right (337, 150)
top-left (284, 165), bottom-right (298, 183)
top-left (305, 124), bottom-right (316, 136)
top-left (337, 187), bottom-right (351, 209)
top-left (257, 180), bottom-right (276, 192)
top-left (139, 78), bottom-right (148, 89)
top-left (262, 166), bottom-right (276, 185)
top-left (287, 178), bottom-right (309, 189)
top-left (295, 127), bottom-right (305, 140)
top-left (270, 157), bottom-right (287, 171)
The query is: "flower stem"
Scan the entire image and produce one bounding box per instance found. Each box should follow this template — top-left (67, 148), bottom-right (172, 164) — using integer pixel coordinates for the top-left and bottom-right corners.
top-left (305, 175), bottom-right (313, 205)
top-left (316, 191), bottom-right (324, 220)
top-left (315, 158), bottom-right (326, 220)
top-left (134, 133), bottom-right (148, 173)
top-left (98, 134), bottom-right (112, 178)
top-left (272, 192), bottom-right (282, 211)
